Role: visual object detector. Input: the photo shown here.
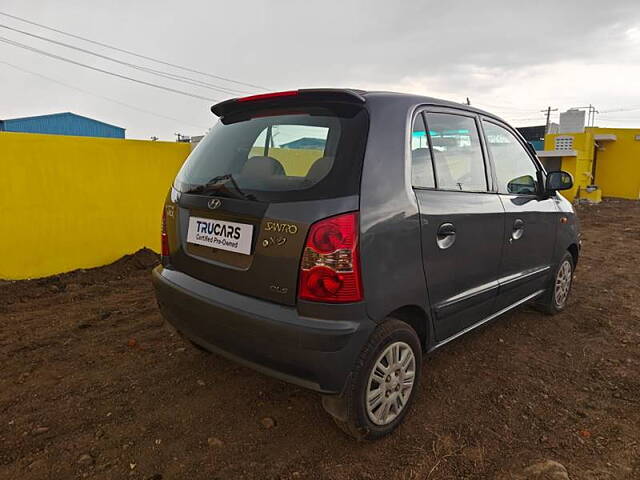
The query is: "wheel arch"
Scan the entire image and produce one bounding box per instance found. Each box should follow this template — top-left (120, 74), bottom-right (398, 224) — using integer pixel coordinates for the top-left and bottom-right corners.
top-left (387, 304), bottom-right (430, 350)
top-left (567, 243), bottom-right (579, 267)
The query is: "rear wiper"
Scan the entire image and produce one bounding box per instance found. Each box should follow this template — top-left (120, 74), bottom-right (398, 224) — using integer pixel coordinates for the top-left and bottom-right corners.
top-left (185, 174), bottom-right (233, 194)
top-left (185, 174), bottom-right (256, 201)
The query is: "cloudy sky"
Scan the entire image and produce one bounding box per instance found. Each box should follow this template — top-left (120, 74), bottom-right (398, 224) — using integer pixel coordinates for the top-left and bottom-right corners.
top-left (1, 0), bottom-right (639, 140)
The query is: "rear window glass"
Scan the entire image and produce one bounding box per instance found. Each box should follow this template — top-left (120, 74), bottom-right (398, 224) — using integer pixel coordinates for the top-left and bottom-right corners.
top-left (250, 124), bottom-right (330, 176)
top-left (174, 105), bottom-right (368, 202)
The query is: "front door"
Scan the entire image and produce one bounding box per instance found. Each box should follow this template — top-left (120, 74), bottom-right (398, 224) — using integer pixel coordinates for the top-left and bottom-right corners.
top-left (481, 119), bottom-right (559, 310)
top-left (412, 109), bottom-right (505, 342)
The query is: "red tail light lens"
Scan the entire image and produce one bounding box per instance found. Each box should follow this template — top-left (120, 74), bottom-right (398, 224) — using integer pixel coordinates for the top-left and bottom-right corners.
top-left (161, 208), bottom-right (169, 257)
top-left (311, 223), bottom-right (344, 253)
top-left (236, 90), bottom-right (298, 103)
top-left (298, 212), bottom-right (362, 303)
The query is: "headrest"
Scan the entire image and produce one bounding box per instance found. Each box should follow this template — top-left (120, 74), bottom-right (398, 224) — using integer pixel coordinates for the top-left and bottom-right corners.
top-left (306, 156), bottom-right (334, 182)
top-left (242, 156), bottom-right (285, 178)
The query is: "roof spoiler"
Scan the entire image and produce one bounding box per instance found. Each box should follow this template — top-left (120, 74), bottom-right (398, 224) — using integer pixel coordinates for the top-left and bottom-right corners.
top-left (211, 88), bottom-right (366, 118)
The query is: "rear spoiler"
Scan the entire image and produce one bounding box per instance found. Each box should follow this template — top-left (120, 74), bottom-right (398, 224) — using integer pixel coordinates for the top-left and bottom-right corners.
top-left (211, 88), bottom-right (367, 118)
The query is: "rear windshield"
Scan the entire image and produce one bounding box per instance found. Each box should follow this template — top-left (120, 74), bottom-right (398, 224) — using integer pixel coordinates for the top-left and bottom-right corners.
top-left (174, 104), bottom-right (369, 202)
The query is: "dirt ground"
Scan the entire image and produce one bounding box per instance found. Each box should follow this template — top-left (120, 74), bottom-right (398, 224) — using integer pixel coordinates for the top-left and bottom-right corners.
top-left (1, 199), bottom-right (639, 480)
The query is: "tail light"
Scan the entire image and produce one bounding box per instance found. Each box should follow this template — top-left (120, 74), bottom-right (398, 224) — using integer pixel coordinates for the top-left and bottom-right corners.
top-left (161, 207), bottom-right (169, 259)
top-left (298, 212), bottom-right (362, 303)
top-left (236, 90), bottom-right (298, 103)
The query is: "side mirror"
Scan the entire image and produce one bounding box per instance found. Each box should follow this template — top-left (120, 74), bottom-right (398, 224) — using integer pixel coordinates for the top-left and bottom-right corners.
top-left (546, 170), bottom-right (573, 191)
top-left (507, 175), bottom-right (537, 195)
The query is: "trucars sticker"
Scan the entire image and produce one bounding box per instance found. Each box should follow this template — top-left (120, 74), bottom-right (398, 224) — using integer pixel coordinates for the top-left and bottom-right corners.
top-left (187, 217), bottom-right (253, 255)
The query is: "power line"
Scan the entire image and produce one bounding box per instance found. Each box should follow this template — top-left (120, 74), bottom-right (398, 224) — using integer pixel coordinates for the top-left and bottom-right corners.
top-left (0, 10), bottom-right (268, 91)
top-left (599, 106), bottom-right (640, 114)
top-left (472, 101), bottom-right (541, 113)
top-left (0, 60), bottom-right (210, 130)
top-left (599, 112), bottom-right (640, 117)
top-left (597, 114), bottom-right (640, 120)
top-left (504, 114), bottom-right (547, 121)
top-left (507, 117), bottom-right (547, 123)
top-left (0, 22), bottom-right (250, 95)
top-left (0, 35), bottom-right (218, 102)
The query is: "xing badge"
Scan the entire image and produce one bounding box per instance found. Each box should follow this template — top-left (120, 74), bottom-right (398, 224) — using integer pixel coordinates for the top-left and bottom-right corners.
top-left (262, 236), bottom-right (287, 248)
top-left (269, 284), bottom-right (289, 295)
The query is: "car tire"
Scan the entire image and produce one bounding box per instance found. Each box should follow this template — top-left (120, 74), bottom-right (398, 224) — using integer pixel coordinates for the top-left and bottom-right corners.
top-left (329, 318), bottom-right (422, 441)
top-left (536, 252), bottom-right (574, 315)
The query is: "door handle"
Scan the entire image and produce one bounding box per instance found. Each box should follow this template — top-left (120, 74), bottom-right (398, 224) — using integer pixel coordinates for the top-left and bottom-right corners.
top-left (511, 218), bottom-right (525, 241)
top-left (437, 222), bottom-right (456, 249)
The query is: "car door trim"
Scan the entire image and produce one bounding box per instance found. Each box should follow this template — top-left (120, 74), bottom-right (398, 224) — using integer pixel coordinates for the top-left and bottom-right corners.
top-left (428, 289), bottom-right (545, 352)
top-left (498, 265), bottom-right (551, 290)
top-left (433, 263), bottom-right (547, 314)
top-left (435, 279), bottom-right (500, 313)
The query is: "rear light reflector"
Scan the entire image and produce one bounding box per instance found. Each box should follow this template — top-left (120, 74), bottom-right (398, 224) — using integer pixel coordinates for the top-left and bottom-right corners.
top-left (161, 208), bottom-right (169, 258)
top-left (298, 212), bottom-right (362, 303)
top-left (236, 90), bottom-right (298, 103)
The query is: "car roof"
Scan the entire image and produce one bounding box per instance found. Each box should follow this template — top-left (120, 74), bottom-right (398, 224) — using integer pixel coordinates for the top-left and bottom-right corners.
top-left (356, 89), bottom-right (504, 122)
top-left (212, 88), bottom-right (508, 125)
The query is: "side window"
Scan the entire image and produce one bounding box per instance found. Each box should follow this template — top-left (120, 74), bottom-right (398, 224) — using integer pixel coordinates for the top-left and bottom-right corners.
top-left (411, 113), bottom-right (435, 188)
top-left (250, 124), bottom-right (331, 177)
top-left (425, 113), bottom-right (487, 192)
top-left (483, 121), bottom-right (539, 195)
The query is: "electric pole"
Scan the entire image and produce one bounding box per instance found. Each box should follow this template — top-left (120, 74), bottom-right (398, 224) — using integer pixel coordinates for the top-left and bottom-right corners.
top-left (574, 105), bottom-right (600, 128)
top-left (587, 105), bottom-right (599, 127)
top-left (541, 106), bottom-right (558, 134)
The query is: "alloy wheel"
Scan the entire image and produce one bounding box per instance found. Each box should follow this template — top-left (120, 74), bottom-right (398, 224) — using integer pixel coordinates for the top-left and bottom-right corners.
top-left (554, 260), bottom-right (572, 307)
top-left (366, 341), bottom-right (416, 426)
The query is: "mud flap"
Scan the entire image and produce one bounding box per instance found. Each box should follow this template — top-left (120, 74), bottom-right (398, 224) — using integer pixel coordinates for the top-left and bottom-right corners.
top-left (320, 373), bottom-right (352, 422)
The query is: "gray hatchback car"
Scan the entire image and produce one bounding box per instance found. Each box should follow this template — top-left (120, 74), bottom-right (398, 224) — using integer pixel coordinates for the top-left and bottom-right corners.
top-left (152, 89), bottom-right (579, 439)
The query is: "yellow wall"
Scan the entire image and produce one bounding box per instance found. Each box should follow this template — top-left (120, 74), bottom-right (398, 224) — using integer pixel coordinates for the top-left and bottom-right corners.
top-left (592, 128), bottom-right (640, 200)
top-left (543, 131), bottom-right (594, 202)
top-left (543, 128), bottom-right (640, 201)
top-left (1, 132), bottom-right (190, 279)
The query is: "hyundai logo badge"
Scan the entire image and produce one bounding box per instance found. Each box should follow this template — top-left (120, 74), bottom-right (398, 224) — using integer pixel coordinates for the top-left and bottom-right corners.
top-left (207, 198), bottom-right (222, 210)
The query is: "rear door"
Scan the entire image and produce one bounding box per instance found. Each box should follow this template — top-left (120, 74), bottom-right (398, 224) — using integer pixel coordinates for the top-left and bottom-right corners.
top-left (413, 108), bottom-right (505, 342)
top-left (166, 100), bottom-right (369, 305)
top-left (481, 119), bottom-right (559, 309)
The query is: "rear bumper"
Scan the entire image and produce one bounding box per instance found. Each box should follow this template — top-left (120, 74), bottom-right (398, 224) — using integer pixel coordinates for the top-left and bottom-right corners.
top-left (152, 266), bottom-right (374, 394)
